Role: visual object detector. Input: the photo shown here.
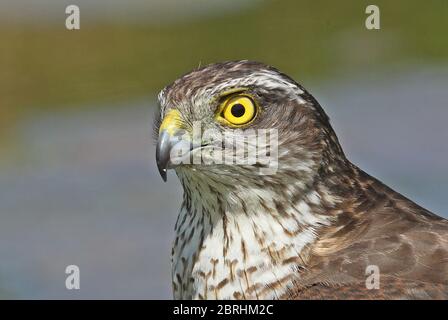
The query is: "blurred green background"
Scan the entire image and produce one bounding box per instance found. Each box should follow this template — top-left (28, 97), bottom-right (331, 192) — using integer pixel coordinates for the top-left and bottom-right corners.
top-left (2, 0), bottom-right (447, 133)
top-left (0, 0), bottom-right (447, 298)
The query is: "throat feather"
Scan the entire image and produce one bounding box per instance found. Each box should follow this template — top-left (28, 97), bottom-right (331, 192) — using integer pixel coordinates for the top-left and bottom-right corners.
top-left (171, 182), bottom-right (331, 300)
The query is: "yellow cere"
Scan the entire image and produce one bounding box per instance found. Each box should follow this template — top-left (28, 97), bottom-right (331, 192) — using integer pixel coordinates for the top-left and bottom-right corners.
top-left (159, 109), bottom-right (183, 135)
top-left (221, 95), bottom-right (256, 126)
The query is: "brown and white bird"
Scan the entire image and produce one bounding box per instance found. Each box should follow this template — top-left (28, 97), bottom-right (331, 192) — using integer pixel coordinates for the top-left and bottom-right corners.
top-left (154, 60), bottom-right (448, 300)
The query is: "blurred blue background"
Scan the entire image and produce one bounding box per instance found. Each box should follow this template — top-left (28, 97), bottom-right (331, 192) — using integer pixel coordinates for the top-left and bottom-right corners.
top-left (0, 0), bottom-right (447, 298)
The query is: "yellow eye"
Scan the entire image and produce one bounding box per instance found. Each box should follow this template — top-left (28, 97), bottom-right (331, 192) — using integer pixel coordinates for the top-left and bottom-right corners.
top-left (220, 96), bottom-right (256, 126)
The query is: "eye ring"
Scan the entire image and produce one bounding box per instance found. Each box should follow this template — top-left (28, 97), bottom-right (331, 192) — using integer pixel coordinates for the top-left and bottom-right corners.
top-left (219, 95), bottom-right (257, 126)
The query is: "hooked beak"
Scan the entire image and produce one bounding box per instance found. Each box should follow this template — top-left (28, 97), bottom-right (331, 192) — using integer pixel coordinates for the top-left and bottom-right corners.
top-left (156, 109), bottom-right (190, 182)
top-left (156, 129), bottom-right (172, 182)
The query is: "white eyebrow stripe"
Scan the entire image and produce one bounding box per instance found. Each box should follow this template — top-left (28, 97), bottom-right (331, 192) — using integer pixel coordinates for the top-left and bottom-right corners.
top-left (157, 68), bottom-right (308, 114)
top-left (203, 71), bottom-right (306, 104)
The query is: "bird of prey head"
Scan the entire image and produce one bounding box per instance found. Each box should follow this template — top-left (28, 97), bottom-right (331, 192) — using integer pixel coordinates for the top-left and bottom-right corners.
top-left (155, 60), bottom-right (343, 189)
top-left (154, 60), bottom-right (448, 300)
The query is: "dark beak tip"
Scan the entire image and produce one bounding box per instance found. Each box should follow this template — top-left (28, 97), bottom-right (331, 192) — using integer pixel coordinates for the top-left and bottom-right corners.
top-left (156, 129), bottom-right (172, 182)
top-left (157, 163), bottom-right (168, 182)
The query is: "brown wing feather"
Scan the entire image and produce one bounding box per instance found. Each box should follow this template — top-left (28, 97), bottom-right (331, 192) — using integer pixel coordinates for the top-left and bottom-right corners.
top-left (283, 166), bottom-right (448, 300)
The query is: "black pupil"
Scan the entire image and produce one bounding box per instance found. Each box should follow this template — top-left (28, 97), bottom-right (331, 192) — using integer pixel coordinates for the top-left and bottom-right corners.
top-left (231, 104), bottom-right (245, 117)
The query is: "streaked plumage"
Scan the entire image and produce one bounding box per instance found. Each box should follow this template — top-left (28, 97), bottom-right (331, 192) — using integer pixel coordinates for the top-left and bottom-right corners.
top-left (154, 60), bottom-right (448, 299)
